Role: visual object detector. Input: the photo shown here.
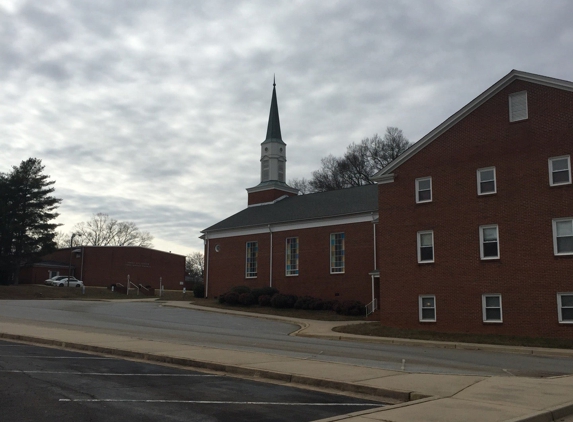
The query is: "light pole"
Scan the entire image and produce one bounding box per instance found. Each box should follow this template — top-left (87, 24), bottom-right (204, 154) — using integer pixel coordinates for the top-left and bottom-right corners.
top-left (68, 233), bottom-right (82, 287)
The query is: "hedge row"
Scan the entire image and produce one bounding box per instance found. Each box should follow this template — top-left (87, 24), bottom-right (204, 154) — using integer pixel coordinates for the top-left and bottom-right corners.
top-left (217, 286), bottom-right (365, 316)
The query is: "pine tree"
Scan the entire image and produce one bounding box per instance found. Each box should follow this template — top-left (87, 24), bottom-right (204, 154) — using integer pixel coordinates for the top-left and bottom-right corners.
top-left (0, 158), bottom-right (61, 284)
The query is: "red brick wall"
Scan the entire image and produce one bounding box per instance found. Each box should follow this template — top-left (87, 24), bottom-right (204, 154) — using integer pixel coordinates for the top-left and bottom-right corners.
top-left (206, 221), bottom-right (377, 304)
top-left (377, 80), bottom-right (573, 339)
top-left (248, 188), bottom-right (297, 206)
top-left (38, 247), bottom-right (185, 290)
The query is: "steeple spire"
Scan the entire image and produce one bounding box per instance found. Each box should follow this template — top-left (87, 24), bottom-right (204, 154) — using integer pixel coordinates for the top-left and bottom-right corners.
top-left (265, 76), bottom-right (283, 142)
top-left (246, 77), bottom-right (299, 205)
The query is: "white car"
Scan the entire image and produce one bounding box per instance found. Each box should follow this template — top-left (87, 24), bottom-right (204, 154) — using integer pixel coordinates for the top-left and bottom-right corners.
top-left (44, 275), bottom-right (69, 286)
top-left (52, 277), bottom-right (84, 288)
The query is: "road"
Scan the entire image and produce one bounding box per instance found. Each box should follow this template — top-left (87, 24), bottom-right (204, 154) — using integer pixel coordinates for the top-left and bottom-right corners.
top-left (0, 300), bottom-right (571, 378)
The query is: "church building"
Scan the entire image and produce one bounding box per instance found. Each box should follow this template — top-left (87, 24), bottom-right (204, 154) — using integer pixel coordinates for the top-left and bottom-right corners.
top-left (201, 81), bottom-right (380, 308)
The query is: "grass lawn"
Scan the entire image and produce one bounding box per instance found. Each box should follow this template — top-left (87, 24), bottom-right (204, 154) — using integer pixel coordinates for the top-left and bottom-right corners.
top-left (0, 284), bottom-right (193, 301)
top-left (332, 322), bottom-right (573, 350)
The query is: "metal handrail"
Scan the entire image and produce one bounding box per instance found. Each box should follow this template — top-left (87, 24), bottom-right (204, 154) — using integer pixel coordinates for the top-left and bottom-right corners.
top-left (127, 281), bottom-right (139, 296)
top-left (366, 298), bottom-right (377, 316)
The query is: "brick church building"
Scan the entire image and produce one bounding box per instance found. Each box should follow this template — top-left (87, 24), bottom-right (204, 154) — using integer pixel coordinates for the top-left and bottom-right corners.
top-left (373, 70), bottom-right (573, 339)
top-left (203, 70), bottom-right (572, 340)
top-left (201, 81), bottom-right (380, 307)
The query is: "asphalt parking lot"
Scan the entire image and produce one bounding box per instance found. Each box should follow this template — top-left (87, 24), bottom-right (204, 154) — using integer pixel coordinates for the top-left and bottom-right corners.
top-left (0, 339), bottom-right (385, 422)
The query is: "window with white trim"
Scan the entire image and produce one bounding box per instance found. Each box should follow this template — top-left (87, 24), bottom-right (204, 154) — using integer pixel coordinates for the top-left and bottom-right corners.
top-left (477, 167), bottom-right (496, 195)
top-left (553, 218), bottom-right (573, 255)
top-left (558, 293), bottom-right (573, 323)
top-left (549, 156), bottom-right (571, 186)
top-left (509, 91), bottom-right (527, 122)
top-left (285, 237), bottom-right (299, 276)
top-left (419, 295), bottom-right (436, 322)
top-left (482, 294), bottom-right (502, 323)
top-left (480, 225), bottom-right (499, 260)
top-left (417, 230), bottom-right (434, 263)
top-left (330, 232), bottom-right (345, 274)
top-left (416, 177), bottom-right (432, 203)
top-left (245, 241), bottom-right (258, 278)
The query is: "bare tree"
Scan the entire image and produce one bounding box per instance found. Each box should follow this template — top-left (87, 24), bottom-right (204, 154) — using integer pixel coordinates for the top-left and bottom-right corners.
top-left (186, 251), bottom-right (204, 284)
top-left (66, 213), bottom-right (153, 248)
top-left (307, 127), bottom-right (410, 192)
top-left (288, 177), bottom-right (313, 194)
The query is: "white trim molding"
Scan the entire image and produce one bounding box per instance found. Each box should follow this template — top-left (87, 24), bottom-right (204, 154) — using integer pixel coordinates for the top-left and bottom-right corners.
top-left (204, 212), bottom-right (379, 240)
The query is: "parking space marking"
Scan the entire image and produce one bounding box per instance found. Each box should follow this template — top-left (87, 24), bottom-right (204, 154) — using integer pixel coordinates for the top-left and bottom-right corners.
top-left (59, 399), bottom-right (380, 406)
top-left (0, 355), bottom-right (111, 359)
top-left (0, 370), bottom-right (217, 377)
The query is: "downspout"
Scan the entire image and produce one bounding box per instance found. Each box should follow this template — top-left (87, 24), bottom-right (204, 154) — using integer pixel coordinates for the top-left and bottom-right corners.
top-left (372, 212), bottom-right (377, 271)
top-left (205, 238), bottom-right (210, 297)
top-left (372, 212), bottom-right (377, 309)
top-left (268, 225), bottom-right (273, 287)
top-left (80, 246), bottom-right (85, 282)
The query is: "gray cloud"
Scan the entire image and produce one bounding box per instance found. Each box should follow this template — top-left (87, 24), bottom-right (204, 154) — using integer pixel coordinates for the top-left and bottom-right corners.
top-left (1, 0), bottom-right (572, 254)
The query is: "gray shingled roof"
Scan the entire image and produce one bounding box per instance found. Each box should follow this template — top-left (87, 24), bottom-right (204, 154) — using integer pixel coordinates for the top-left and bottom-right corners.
top-left (202, 184), bottom-right (378, 233)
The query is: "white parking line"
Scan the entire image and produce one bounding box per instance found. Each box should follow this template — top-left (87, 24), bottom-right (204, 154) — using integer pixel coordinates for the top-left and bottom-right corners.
top-left (59, 399), bottom-right (379, 406)
top-left (0, 370), bottom-right (216, 377)
top-left (0, 355), bottom-right (111, 359)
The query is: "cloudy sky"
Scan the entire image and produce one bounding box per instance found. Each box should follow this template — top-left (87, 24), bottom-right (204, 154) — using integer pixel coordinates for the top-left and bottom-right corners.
top-left (1, 0), bottom-right (572, 256)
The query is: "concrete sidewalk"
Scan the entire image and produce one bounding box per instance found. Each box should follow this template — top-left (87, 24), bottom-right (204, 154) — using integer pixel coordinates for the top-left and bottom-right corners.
top-left (0, 301), bottom-right (572, 422)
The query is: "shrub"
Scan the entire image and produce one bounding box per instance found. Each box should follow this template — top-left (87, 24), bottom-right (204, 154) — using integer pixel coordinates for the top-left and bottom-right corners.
top-left (258, 294), bottom-right (271, 306)
top-left (230, 286), bottom-right (251, 295)
top-left (223, 291), bottom-right (239, 305)
top-left (193, 283), bottom-right (205, 298)
top-left (271, 293), bottom-right (297, 309)
top-left (251, 287), bottom-right (279, 301)
top-left (239, 292), bottom-right (256, 306)
top-left (310, 299), bottom-right (324, 311)
top-left (336, 300), bottom-right (366, 316)
top-left (294, 296), bottom-right (314, 310)
top-left (218, 295), bottom-right (225, 304)
top-left (322, 300), bottom-right (338, 311)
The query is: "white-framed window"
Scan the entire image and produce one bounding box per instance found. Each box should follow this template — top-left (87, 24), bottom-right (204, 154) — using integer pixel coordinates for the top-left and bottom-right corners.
top-left (552, 218), bottom-right (573, 256)
top-left (509, 91), bottom-right (527, 122)
top-left (549, 156), bottom-right (571, 186)
top-left (245, 241), bottom-right (258, 278)
top-left (330, 233), bottom-right (345, 274)
top-left (557, 293), bottom-right (573, 324)
top-left (417, 230), bottom-right (434, 263)
top-left (416, 177), bottom-right (432, 203)
top-left (419, 295), bottom-right (436, 322)
top-left (482, 294), bottom-right (502, 323)
top-left (480, 225), bottom-right (499, 260)
top-left (48, 270), bottom-right (59, 279)
top-left (477, 167), bottom-right (496, 195)
top-left (285, 237), bottom-right (299, 276)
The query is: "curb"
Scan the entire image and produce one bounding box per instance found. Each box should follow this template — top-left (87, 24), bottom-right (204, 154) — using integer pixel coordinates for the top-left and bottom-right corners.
top-left (0, 332), bottom-right (412, 403)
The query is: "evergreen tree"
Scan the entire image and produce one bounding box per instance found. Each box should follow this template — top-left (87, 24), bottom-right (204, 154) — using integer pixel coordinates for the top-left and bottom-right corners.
top-left (0, 158), bottom-right (61, 285)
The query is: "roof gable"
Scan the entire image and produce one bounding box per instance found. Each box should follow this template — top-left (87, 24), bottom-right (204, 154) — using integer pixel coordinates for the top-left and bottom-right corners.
top-left (372, 70), bottom-right (573, 181)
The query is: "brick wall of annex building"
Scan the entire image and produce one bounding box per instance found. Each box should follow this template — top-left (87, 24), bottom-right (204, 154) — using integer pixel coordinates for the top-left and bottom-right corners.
top-left (377, 80), bottom-right (573, 340)
top-left (39, 247), bottom-right (185, 290)
top-left (206, 221), bottom-right (377, 304)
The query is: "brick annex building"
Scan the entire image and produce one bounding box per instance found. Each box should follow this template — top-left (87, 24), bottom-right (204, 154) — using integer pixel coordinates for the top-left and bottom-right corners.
top-left (21, 246), bottom-right (185, 290)
top-left (203, 70), bottom-right (573, 340)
